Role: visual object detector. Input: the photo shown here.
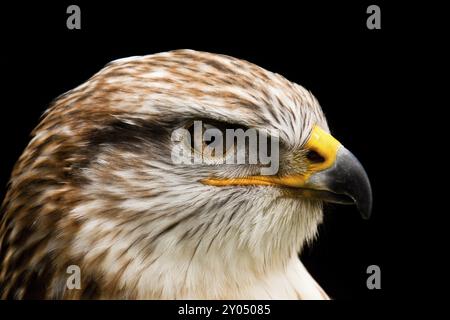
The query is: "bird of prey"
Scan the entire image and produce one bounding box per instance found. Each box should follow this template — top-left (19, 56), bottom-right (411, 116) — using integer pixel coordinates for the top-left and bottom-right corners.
top-left (0, 49), bottom-right (372, 299)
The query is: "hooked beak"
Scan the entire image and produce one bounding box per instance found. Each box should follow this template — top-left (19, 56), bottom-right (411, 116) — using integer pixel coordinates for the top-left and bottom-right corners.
top-left (201, 125), bottom-right (373, 219)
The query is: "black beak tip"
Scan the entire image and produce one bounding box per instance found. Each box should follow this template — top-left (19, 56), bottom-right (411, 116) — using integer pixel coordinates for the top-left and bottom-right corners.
top-left (339, 147), bottom-right (373, 220)
top-left (358, 199), bottom-right (372, 220)
top-left (356, 182), bottom-right (373, 220)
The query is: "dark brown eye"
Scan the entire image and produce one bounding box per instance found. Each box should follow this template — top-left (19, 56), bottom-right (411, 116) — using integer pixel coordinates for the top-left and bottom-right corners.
top-left (186, 120), bottom-right (248, 158)
top-left (306, 150), bottom-right (325, 163)
top-left (187, 121), bottom-right (227, 157)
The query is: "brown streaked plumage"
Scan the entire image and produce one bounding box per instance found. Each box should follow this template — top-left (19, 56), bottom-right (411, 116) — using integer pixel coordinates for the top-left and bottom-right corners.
top-left (0, 49), bottom-right (371, 299)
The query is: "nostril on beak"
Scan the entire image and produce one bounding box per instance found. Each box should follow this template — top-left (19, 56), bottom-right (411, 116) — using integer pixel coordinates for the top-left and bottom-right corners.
top-left (306, 150), bottom-right (326, 163)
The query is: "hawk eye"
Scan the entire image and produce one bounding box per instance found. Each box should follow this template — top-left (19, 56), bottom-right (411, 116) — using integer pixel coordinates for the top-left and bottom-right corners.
top-left (186, 120), bottom-right (247, 158)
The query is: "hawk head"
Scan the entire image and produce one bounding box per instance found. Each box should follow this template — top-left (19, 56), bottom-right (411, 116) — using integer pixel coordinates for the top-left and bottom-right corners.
top-left (0, 50), bottom-right (371, 299)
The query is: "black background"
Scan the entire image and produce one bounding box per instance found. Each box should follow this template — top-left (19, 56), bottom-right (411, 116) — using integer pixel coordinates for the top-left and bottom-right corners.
top-left (0, 1), bottom-right (416, 302)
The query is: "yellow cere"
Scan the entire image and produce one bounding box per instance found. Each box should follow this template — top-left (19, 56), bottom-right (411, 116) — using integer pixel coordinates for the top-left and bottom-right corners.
top-left (304, 125), bottom-right (340, 173)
